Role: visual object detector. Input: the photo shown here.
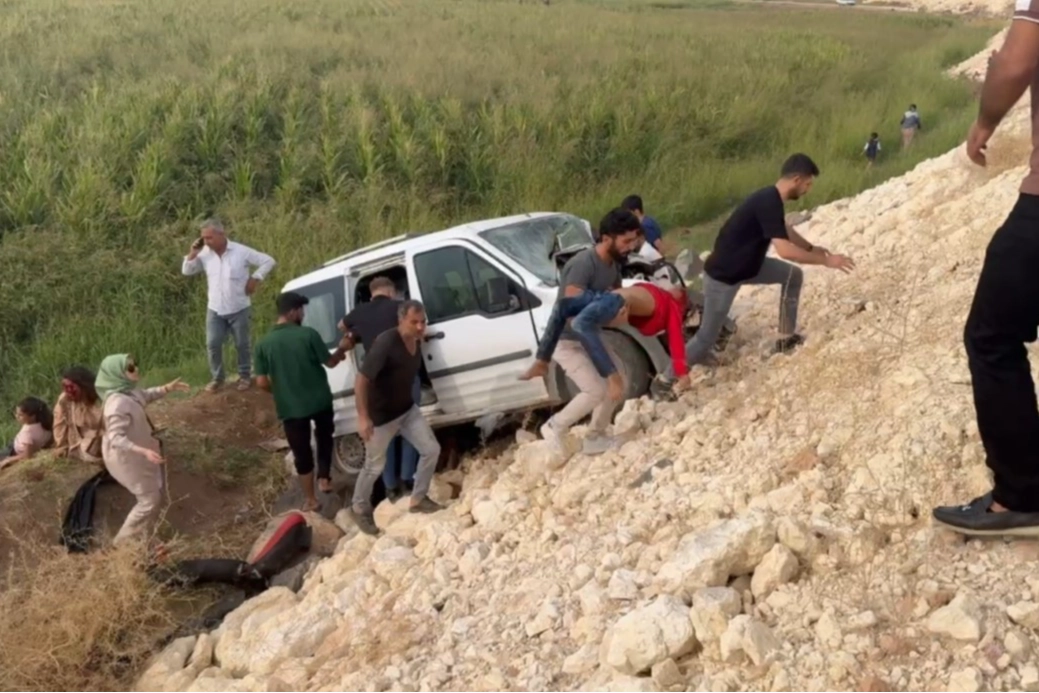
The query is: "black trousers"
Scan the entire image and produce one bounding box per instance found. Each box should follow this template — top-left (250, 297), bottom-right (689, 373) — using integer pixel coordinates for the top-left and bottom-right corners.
top-left (283, 408), bottom-right (335, 480)
top-left (965, 193), bottom-right (1039, 512)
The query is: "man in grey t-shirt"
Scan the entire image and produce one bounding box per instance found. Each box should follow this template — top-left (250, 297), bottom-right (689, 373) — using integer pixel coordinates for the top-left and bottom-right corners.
top-left (539, 209), bottom-right (641, 456)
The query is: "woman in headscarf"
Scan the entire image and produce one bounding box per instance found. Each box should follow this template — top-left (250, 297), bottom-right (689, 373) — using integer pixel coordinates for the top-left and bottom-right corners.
top-left (97, 354), bottom-right (189, 545)
top-left (53, 365), bottom-right (104, 463)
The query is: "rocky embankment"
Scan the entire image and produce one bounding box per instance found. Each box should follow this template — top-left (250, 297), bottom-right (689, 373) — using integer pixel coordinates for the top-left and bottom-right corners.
top-left (137, 39), bottom-right (1039, 693)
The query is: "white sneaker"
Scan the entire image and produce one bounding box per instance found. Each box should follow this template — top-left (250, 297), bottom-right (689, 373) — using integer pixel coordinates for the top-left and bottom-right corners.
top-left (583, 433), bottom-right (618, 456)
top-left (539, 421), bottom-right (566, 456)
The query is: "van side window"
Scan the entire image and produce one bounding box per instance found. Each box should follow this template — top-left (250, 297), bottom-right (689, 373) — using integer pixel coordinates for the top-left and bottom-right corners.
top-left (291, 277), bottom-right (345, 348)
top-left (414, 246), bottom-right (534, 323)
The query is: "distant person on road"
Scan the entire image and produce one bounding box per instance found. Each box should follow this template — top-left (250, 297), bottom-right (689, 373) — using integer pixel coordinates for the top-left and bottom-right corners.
top-left (53, 366), bottom-right (104, 463)
top-left (96, 354), bottom-right (189, 545)
top-left (864, 132), bottom-right (882, 168)
top-left (665, 154), bottom-right (855, 379)
top-left (537, 209), bottom-right (641, 457)
top-left (900, 104), bottom-right (922, 149)
top-left (933, 13), bottom-right (1039, 535)
top-left (255, 292), bottom-right (352, 511)
top-left (181, 218), bottom-right (276, 394)
top-left (622, 195), bottom-right (665, 256)
top-left (0, 397), bottom-right (53, 470)
top-left (349, 300), bottom-right (443, 536)
top-left (339, 276), bottom-right (422, 503)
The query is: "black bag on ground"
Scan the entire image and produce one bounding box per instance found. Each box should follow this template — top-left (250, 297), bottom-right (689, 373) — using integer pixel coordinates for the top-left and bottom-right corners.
top-left (150, 558), bottom-right (268, 593)
top-left (60, 469), bottom-right (114, 553)
top-left (247, 511), bottom-right (313, 580)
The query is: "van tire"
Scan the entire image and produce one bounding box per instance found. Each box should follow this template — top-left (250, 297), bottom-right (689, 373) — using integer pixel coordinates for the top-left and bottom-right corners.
top-left (333, 434), bottom-right (364, 478)
top-left (602, 330), bottom-right (652, 399)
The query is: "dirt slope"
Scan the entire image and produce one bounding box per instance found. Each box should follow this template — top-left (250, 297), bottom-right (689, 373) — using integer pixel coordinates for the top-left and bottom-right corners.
top-left (0, 388), bottom-right (284, 578)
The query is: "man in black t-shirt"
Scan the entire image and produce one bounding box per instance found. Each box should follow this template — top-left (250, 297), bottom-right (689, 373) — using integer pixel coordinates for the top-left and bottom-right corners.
top-left (679, 154), bottom-right (855, 373)
top-left (348, 300), bottom-right (442, 535)
top-left (340, 276), bottom-right (422, 502)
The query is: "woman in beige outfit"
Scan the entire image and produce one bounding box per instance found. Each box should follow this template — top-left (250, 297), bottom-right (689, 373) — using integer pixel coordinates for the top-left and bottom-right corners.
top-left (53, 366), bottom-right (104, 463)
top-left (96, 354), bottom-right (189, 545)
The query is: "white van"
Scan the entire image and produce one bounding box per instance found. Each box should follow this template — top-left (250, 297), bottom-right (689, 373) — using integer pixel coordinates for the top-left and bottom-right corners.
top-left (280, 212), bottom-right (727, 474)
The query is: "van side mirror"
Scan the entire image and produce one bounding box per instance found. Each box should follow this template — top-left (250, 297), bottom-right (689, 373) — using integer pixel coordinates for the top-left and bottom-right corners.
top-left (485, 276), bottom-right (514, 314)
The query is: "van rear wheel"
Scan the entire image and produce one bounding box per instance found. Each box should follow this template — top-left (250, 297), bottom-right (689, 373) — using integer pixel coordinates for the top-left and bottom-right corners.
top-left (333, 434), bottom-right (364, 478)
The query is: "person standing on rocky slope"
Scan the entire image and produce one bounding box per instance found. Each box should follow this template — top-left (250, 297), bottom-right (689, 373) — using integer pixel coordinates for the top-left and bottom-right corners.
top-left (537, 208), bottom-right (641, 458)
top-left (255, 292), bottom-right (352, 511)
top-left (934, 14), bottom-right (1039, 535)
top-left (339, 275), bottom-right (422, 503)
top-left (665, 154), bottom-right (855, 378)
top-left (181, 218), bottom-right (276, 394)
top-left (349, 300), bottom-right (443, 536)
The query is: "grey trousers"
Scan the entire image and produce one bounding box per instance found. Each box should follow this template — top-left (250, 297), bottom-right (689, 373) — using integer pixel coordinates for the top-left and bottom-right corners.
top-left (351, 406), bottom-right (441, 513)
top-left (206, 307), bottom-right (252, 382)
top-left (675, 257), bottom-right (803, 373)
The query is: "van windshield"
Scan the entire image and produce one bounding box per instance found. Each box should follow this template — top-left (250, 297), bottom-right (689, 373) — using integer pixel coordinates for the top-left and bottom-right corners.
top-left (478, 214), bottom-right (592, 285)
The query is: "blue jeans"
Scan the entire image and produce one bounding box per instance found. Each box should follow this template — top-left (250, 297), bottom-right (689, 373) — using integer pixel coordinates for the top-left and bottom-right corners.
top-left (538, 291), bottom-right (625, 378)
top-left (206, 307), bottom-right (252, 382)
top-left (382, 376), bottom-right (422, 491)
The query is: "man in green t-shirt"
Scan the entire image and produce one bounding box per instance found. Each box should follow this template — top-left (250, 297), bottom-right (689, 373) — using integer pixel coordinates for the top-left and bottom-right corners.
top-left (255, 292), bottom-right (351, 511)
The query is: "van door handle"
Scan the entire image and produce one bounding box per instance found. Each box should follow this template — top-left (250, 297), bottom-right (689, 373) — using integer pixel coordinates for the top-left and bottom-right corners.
top-left (424, 331), bottom-right (445, 342)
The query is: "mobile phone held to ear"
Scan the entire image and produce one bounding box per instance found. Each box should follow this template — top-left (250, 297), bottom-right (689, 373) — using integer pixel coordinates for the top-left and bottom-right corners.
top-left (192, 237), bottom-right (204, 251)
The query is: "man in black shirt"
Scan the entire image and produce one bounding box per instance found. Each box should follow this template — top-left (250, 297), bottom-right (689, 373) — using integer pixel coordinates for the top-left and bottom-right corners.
top-left (681, 154), bottom-right (855, 373)
top-left (341, 276), bottom-right (421, 502)
top-left (349, 300), bottom-right (442, 535)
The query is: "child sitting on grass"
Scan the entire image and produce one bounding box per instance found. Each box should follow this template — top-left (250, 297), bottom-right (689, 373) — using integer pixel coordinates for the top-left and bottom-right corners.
top-left (0, 397), bottom-right (54, 470)
top-left (520, 267), bottom-right (691, 398)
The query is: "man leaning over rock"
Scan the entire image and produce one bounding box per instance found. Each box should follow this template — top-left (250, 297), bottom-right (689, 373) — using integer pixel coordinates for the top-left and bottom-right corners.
top-left (660, 153), bottom-right (854, 387)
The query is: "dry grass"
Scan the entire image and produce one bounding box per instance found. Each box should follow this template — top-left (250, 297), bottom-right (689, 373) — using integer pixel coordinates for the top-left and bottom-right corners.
top-left (0, 543), bottom-right (178, 691)
top-left (0, 393), bottom-right (288, 692)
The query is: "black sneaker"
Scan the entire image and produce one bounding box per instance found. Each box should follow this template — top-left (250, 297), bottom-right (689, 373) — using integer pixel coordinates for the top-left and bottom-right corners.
top-left (409, 496), bottom-right (444, 514)
top-left (650, 375), bottom-right (678, 402)
top-left (714, 322), bottom-right (737, 352)
top-left (773, 334), bottom-right (805, 355)
top-left (933, 492), bottom-right (1039, 537)
top-left (385, 486), bottom-right (403, 503)
top-left (349, 508), bottom-right (381, 536)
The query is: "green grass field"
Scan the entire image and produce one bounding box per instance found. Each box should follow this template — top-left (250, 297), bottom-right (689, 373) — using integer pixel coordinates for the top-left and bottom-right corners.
top-left (0, 0), bottom-right (996, 432)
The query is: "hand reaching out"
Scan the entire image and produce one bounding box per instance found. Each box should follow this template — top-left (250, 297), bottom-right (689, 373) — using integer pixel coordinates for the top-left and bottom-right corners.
top-left (164, 378), bottom-right (191, 394)
top-left (824, 253), bottom-right (856, 274)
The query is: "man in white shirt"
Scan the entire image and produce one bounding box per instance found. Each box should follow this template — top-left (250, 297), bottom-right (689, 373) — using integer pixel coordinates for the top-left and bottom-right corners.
top-left (182, 218), bottom-right (276, 392)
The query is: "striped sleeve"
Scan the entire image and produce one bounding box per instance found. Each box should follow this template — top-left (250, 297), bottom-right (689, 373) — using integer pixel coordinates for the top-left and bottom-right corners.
top-left (1016, 0), bottom-right (1039, 23)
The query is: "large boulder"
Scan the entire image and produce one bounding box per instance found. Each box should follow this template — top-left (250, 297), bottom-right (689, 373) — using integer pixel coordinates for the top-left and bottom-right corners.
top-left (214, 588), bottom-right (338, 676)
top-left (656, 513), bottom-right (776, 594)
top-left (601, 596), bottom-right (697, 675)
